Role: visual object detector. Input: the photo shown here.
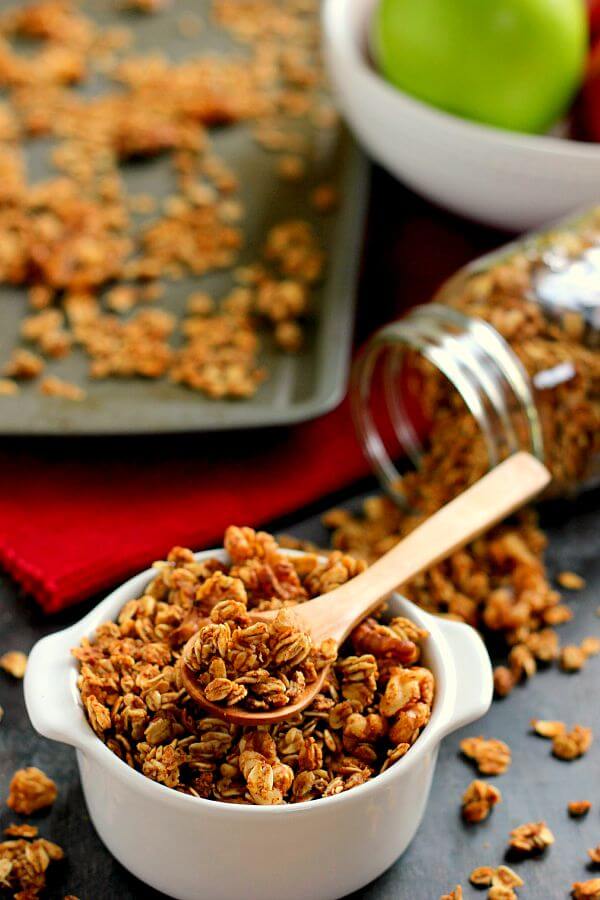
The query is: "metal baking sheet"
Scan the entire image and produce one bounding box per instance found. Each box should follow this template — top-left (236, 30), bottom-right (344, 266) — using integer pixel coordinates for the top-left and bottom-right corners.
top-left (0, 0), bottom-right (368, 435)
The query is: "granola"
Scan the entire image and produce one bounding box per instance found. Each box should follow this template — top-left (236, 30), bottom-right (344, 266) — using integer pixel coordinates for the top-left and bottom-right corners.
top-left (6, 768), bottom-right (58, 815)
top-left (573, 881), bottom-right (600, 899)
top-left (589, 846), bottom-right (600, 865)
top-left (461, 780), bottom-right (502, 824)
top-left (440, 888), bottom-right (462, 900)
top-left (508, 821), bottom-right (555, 855)
top-left (0, 832), bottom-right (64, 898)
top-left (0, 651), bottom-right (27, 679)
top-left (568, 801), bottom-right (591, 817)
top-left (460, 736), bottom-right (511, 776)
top-left (552, 725), bottom-right (593, 760)
top-left (73, 527), bottom-right (435, 804)
top-left (0, 0), bottom-right (337, 402)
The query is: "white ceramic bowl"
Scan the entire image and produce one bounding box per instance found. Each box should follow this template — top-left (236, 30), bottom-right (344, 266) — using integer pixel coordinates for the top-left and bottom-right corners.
top-left (25, 548), bottom-right (492, 900)
top-left (323, 0), bottom-right (600, 230)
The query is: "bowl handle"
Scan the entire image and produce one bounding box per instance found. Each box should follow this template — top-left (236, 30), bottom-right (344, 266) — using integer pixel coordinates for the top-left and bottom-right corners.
top-left (436, 618), bottom-right (493, 735)
top-left (24, 629), bottom-right (94, 752)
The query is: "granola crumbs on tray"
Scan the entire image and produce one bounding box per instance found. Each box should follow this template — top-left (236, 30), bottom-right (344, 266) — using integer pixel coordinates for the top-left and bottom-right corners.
top-left (568, 800), bottom-right (592, 817)
top-left (73, 526), bottom-right (436, 805)
top-left (7, 768), bottom-right (58, 815)
top-left (0, 0), bottom-right (337, 402)
top-left (0, 651), bottom-right (27, 679)
top-left (508, 821), bottom-right (555, 855)
top-left (461, 780), bottom-right (502, 824)
top-left (460, 736), bottom-right (511, 776)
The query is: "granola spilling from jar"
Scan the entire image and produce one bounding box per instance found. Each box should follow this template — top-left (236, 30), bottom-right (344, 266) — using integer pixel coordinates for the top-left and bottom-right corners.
top-left (0, 0), bottom-right (338, 402)
top-left (73, 526), bottom-right (435, 804)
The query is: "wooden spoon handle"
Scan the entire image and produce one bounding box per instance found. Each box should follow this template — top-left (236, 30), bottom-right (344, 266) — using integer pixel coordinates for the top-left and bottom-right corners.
top-left (302, 452), bottom-right (551, 644)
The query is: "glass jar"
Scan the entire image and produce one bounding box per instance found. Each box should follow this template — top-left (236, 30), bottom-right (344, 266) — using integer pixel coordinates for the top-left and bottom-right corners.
top-left (352, 208), bottom-right (600, 508)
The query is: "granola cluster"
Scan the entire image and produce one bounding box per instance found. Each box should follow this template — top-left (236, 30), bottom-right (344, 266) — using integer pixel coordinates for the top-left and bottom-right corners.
top-left (0, 827), bottom-right (64, 899)
top-left (0, 0), bottom-right (337, 402)
top-left (182, 603), bottom-right (336, 711)
top-left (6, 767), bottom-right (58, 816)
top-left (73, 526), bottom-right (435, 804)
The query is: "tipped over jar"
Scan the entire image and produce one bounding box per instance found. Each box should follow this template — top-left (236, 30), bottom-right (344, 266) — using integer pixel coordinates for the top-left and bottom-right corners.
top-left (352, 207), bottom-right (600, 507)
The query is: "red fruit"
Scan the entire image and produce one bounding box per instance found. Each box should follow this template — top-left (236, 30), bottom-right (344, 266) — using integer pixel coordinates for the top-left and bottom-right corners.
top-left (588, 0), bottom-right (600, 40)
top-left (579, 38), bottom-right (600, 140)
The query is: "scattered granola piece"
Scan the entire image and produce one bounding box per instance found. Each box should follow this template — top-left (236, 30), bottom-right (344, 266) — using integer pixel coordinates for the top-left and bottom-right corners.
top-left (276, 154), bottom-right (305, 182)
top-left (560, 645), bottom-right (587, 672)
top-left (582, 637), bottom-right (600, 657)
top-left (493, 665), bottom-right (515, 698)
top-left (440, 888), bottom-right (462, 900)
top-left (39, 376), bottom-right (86, 401)
top-left (2, 348), bottom-right (44, 380)
top-left (589, 846), bottom-right (600, 865)
top-left (460, 736), bottom-right (511, 775)
top-left (470, 867), bottom-right (494, 886)
top-left (531, 719), bottom-right (566, 739)
top-left (557, 571), bottom-right (586, 590)
top-left (569, 801), bottom-right (592, 817)
top-left (553, 725), bottom-right (593, 760)
top-left (7, 767), bottom-right (58, 815)
top-left (4, 824), bottom-right (38, 838)
top-left (573, 880), bottom-right (600, 899)
top-left (0, 833), bottom-right (64, 896)
top-left (0, 378), bottom-right (18, 396)
top-left (0, 651), bottom-right (27, 679)
top-left (0, 705), bottom-right (3, 723)
top-left (493, 866), bottom-right (524, 889)
top-left (508, 643), bottom-right (536, 681)
top-left (311, 183), bottom-right (338, 214)
top-left (508, 821), bottom-right (555, 855)
top-left (462, 780), bottom-right (502, 823)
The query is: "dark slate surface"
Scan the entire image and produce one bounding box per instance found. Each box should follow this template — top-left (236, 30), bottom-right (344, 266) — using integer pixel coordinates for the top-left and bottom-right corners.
top-left (0, 485), bottom-right (599, 900)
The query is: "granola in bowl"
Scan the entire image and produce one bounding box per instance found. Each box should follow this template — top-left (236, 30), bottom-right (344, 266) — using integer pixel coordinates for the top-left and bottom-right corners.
top-left (72, 526), bottom-right (435, 805)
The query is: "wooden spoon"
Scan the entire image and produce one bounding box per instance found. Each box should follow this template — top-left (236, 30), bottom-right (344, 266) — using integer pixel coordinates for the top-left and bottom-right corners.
top-left (180, 452), bottom-right (550, 726)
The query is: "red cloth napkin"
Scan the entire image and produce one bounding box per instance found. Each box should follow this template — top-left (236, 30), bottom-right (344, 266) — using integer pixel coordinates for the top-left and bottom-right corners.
top-left (0, 180), bottom-right (503, 613)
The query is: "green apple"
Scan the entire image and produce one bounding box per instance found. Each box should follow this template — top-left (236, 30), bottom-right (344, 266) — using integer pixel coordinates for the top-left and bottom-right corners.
top-left (372, 0), bottom-right (588, 133)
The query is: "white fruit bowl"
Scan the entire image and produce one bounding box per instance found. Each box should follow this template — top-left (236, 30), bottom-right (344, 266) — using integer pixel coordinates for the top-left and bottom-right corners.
top-left (24, 548), bottom-right (492, 900)
top-left (323, 0), bottom-right (600, 230)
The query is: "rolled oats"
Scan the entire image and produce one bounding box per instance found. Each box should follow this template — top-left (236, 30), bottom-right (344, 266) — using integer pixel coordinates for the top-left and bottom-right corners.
top-left (74, 527), bottom-right (434, 804)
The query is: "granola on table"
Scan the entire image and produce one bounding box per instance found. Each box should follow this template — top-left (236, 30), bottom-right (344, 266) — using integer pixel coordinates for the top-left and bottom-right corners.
top-left (73, 526), bottom-right (436, 805)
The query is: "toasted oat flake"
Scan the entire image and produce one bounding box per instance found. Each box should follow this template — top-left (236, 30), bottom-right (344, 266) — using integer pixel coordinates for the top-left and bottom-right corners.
top-left (0, 651), bottom-right (27, 679)
top-left (470, 867), bottom-right (495, 886)
top-left (560, 645), bottom-right (587, 672)
top-left (569, 800), bottom-right (592, 817)
top-left (573, 879), bottom-right (600, 899)
top-left (7, 768), bottom-right (58, 815)
top-left (0, 378), bottom-right (19, 395)
top-left (440, 888), bottom-right (462, 900)
top-left (3, 824), bottom-right (38, 838)
top-left (531, 719), bottom-right (566, 739)
top-left (558, 571), bottom-right (586, 590)
top-left (589, 846), bottom-right (600, 865)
